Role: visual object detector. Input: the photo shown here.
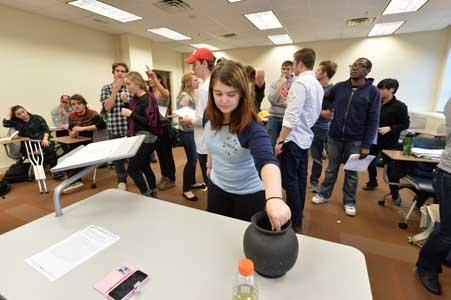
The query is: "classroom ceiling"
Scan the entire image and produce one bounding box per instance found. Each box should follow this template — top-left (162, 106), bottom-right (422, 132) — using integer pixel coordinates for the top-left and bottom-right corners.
top-left (1, 0), bottom-right (450, 52)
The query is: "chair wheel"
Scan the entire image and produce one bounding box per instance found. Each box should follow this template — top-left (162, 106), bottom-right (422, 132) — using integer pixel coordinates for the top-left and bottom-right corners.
top-left (90, 183), bottom-right (97, 188)
top-left (408, 237), bottom-right (414, 244)
top-left (399, 223), bottom-right (408, 229)
top-left (377, 200), bottom-right (385, 206)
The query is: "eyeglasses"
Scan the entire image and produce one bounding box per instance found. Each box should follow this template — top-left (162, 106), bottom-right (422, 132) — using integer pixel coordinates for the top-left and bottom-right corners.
top-left (349, 63), bottom-right (368, 69)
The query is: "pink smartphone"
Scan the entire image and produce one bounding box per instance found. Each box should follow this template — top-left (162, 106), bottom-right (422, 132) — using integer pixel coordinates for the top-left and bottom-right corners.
top-left (95, 265), bottom-right (150, 300)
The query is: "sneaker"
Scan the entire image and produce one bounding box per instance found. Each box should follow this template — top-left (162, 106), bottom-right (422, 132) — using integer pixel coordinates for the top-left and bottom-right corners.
top-left (392, 194), bottom-right (402, 206)
top-left (157, 177), bottom-right (169, 187)
top-left (143, 188), bottom-right (158, 198)
top-left (158, 179), bottom-right (175, 190)
top-left (363, 181), bottom-right (378, 191)
top-left (312, 194), bottom-right (330, 204)
top-left (309, 183), bottom-right (319, 193)
top-left (117, 182), bottom-right (127, 191)
top-left (62, 181), bottom-right (84, 194)
top-left (344, 204), bottom-right (356, 216)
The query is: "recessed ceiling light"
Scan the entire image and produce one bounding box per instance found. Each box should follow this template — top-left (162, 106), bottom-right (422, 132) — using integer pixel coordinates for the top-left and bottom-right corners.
top-left (368, 21), bottom-right (405, 37)
top-left (68, 0), bottom-right (142, 23)
top-left (382, 0), bottom-right (429, 15)
top-left (147, 27), bottom-right (191, 40)
top-left (190, 43), bottom-right (219, 51)
top-left (268, 34), bottom-right (293, 45)
top-left (244, 10), bottom-right (283, 30)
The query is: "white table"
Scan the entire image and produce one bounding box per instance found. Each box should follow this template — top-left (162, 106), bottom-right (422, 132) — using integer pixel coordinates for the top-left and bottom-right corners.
top-left (0, 190), bottom-right (372, 300)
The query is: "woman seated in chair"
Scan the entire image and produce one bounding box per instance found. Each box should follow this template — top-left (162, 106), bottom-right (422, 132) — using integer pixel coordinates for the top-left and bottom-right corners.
top-left (62, 94), bottom-right (106, 193)
top-left (2, 105), bottom-right (63, 179)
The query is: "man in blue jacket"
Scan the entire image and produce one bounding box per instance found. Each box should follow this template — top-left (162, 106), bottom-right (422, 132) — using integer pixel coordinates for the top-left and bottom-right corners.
top-left (311, 58), bottom-right (381, 216)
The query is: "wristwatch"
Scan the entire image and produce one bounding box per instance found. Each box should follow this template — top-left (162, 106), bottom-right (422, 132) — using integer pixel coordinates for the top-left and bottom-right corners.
top-left (276, 140), bottom-right (284, 145)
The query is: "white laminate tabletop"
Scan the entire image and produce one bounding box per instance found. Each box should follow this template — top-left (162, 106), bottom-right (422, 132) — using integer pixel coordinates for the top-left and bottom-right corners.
top-left (0, 189), bottom-right (372, 300)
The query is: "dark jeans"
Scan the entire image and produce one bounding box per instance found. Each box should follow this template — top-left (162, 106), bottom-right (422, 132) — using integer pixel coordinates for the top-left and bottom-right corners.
top-left (416, 168), bottom-right (451, 275)
top-left (109, 133), bottom-right (127, 183)
top-left (128, 141), bottom-right (156, 194)
top-left (319, 137), bottom-right (361, 205)
top-left (207, 180), bottom-right (266, 222)
top-left (280, 141), bottom-right (308, 227)
top-left (198, 153), bottom-right (209, 185)
top-left (155, 122), bottom-right (176, 181)
top-left (179, 130), bottom-right (198, 192)
top-left (310, 127), bottom-right (329, 186)
top-left (266, 116), bottom-right (283, 146)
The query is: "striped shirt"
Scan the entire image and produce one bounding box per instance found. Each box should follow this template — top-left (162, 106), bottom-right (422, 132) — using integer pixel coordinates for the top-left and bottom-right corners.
top-left (68, 109), bottom-right (106, 139)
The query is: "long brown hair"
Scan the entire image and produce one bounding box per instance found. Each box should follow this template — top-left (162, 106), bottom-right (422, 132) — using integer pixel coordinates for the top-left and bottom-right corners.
top-left (10, 105), bottom-right (26, 118)
top-left (179, 72), bottom-right (195, 95)
top-left (206, 61), bottom-right (258, 134)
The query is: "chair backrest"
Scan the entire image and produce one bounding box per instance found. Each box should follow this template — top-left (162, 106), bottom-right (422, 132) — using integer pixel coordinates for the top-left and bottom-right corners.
top-left (92, 129), bottom-right (109, 143)
top-left (5, 128), bottom-right (22, 161)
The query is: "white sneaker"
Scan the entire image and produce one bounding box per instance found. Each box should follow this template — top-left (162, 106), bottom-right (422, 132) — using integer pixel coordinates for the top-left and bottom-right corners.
top-left (344, 204), bottom-right (356, 216)
top-left (117, 182), bottom-right (127, 191)
top-left (62, 182), bottom-right (84, 194)
top-left (312, 194), bottom-right (330, 204)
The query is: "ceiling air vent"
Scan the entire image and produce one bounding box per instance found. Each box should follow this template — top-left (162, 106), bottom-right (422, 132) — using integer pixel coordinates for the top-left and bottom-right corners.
top-left (218, 33), bottom-right (238, 39)
top-left (153, 0), bottom-right (192, 14)
top-left (93, 18), bottom-right (109, 24)
top-left (346, 17), bottom-right (375, 27)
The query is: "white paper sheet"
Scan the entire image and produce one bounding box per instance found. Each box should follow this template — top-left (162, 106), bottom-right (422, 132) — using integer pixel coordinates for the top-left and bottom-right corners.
top-left (158, 105), bottom-right (168, 117)
top-left (173, 107), bottom-right (196, 118)
top-left (26, 225), bottom-right (120, 281)
top-left (343, 154), bottom-right (376, 172)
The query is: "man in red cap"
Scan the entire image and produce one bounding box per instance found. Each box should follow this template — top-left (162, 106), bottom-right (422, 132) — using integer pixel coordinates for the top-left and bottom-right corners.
top-left (181, 48), bottom-right (216, 196)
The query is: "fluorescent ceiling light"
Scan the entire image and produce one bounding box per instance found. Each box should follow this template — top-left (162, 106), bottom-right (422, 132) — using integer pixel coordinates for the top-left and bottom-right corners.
top-left (190, 43), bottom-right (219, 51)
top-left (383, 0), bottom-right (429, 15)
top-left (228, 0), bottom-right (244, 2)
top-left (368, 21), bottom-right (405, 36)
top-left (268, 34), bottom-right (293, 45)
top-left (244, 10), bottom-right (283, 30)
top-left (147, 28), bottom-right (191, 40)
top-left (68, 0), bottom-right (142, 23)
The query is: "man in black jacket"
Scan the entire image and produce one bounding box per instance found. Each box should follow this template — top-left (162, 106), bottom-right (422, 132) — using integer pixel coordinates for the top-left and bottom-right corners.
top-left (363, 79), bottom-right (409, 200)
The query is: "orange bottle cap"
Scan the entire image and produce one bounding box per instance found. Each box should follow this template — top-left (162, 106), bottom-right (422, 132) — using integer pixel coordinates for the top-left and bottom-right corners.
top-left (239, 259), bottom-right (254, 276)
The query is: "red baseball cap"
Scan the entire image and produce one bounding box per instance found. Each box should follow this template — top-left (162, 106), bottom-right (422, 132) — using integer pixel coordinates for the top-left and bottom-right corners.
top-left (185, 48), bottom-right (215, 64)
top-left (60, 95), bottom-right (70, 103)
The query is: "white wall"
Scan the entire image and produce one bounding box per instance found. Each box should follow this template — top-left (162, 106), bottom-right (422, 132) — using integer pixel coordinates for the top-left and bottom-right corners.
top-left (209, 29), bottom-right (450, 114)
top-left (0, 6), bottom-right (117, 170)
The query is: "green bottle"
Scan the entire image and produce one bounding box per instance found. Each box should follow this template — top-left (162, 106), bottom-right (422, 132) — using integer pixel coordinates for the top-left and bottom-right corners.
top-left (402, 131), bottom-right (415, 155)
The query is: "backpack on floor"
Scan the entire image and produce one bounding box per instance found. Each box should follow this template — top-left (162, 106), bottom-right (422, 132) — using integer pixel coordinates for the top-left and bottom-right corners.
top-left (2, 162), bottom-right (32, 183)
top-left (0, 181), bottom-right (11, 199)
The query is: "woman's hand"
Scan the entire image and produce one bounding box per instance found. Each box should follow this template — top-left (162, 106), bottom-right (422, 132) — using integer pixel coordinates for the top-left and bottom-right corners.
top-left (5, 112), bottom-right (11, 120)
top-left (121, 108), bottom-right (132, 117)
top-left (41, 139), bottom-right (49, 147)
top-left (266, 198), bottom-right (291, 231)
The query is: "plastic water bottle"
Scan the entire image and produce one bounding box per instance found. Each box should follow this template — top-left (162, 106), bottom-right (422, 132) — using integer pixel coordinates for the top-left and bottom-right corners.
top-left (233, 259), bottom-right (258, 300)
top-left (402, 131), bottom-right (415, 155)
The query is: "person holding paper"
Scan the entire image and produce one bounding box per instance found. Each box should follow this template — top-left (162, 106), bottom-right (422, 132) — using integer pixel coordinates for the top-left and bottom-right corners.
top-left (204, 60), bottom-right (291, 231)
top-left (311, 58), bottom-right (381, 217)
top-left (363, 79), bottom-right (409, 200)
top-left (274, 49), bottom-right (324, 233)
top-left (177, 72), bottom-right (206, 201)
top-left (146, 67), bottom-right (176, 191)
top-left (3, 105), bottom-right (62, 179)
top-left (100, 62), bottom-right (130, 191)
top-left (122, 71), bottom-right (162, 197)
top-left (182, 48), bottom-right (216, 186)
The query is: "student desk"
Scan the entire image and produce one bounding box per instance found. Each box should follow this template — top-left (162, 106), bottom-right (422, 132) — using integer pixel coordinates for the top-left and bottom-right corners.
top-left (0, 189), bottom-right (373, 300)
top-left (382, 150), bottom-right (439, 229)
top-left (0, 136), bottom-right (30, 160)
top-left (52, 135), bottom-right (92, 144)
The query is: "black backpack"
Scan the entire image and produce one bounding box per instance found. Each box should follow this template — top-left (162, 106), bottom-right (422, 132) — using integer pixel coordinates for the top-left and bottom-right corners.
top-left (0, 181), bottom-right (11, 199)
top-left (2, 162), bottom-right (32, 183)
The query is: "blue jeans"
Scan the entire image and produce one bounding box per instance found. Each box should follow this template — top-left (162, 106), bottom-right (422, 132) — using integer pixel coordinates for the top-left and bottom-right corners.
top-left (416, 168), bottom-right (451, 275)
top-left (309, 127), bottom-right (329, 186)
top-left (280, 141), bottom-right (309, 227)
top-left (266, 116), bottom-right (283, 146)
top-left (179, 130), bottom-right (198, 192)
top-left (319, 137), bottom-right (362, 205)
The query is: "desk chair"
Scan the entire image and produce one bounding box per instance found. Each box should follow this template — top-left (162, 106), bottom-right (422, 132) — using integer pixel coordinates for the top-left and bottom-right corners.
top-left (409, 204), bottom-right (440, 245)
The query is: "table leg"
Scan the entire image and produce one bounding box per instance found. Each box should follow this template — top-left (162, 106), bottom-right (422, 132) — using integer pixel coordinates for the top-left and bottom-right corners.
top-left (53, 164), bottom-right (98, 217)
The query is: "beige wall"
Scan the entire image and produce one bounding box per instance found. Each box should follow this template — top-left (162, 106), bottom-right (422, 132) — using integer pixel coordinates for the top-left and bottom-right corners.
top-left (0, 6), bottom-right (117, 170)
top-left (209, 28), bottom-right (450, 114)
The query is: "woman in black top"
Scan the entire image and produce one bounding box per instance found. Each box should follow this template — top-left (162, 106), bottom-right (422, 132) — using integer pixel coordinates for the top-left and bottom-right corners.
top-left (121, 71), bottom-right (162, 197)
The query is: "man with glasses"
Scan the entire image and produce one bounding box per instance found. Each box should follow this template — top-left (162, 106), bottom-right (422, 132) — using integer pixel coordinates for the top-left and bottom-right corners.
top-left (100, 62), bottom-right (130, 191)
top-left (267, 60), bottom-right (295, 146)
top-left (311, 58), bottom-right (381, 217)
